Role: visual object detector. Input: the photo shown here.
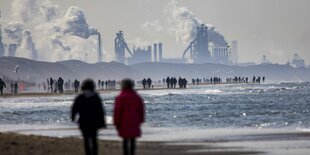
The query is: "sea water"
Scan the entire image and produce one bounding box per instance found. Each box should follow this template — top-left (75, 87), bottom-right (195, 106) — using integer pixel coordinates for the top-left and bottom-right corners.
top-left (0, 82), bottom-right (310, 131)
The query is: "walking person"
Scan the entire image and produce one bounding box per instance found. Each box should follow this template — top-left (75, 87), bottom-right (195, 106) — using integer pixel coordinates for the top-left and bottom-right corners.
top-left (114, 79), bottom-right (145, 155)
top-left (0, 78), bottom-right (6, 96)
top-left (71, 79), bottom-right (106, 155)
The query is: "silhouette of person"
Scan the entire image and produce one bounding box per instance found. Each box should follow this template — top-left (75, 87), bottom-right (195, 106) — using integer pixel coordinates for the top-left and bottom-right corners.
top-left (71, 79), bottom-right (106, 155)
top-left (262, 77), bottom-right (265, 83)
top-left (14, 82), bottom-right (18, 95)
top-left (74, 79), bottom-right (79, 93)
top-left (147, 78), bottom-right (152, 89)
top-left (166, 77), bottom-right (170, 88)
top-left (114, 79), bottom-right (145, 155)
top-left (101, 81), bottom-right (104, 90)
top-left (0, 78), bottom-right (6, 96)
top-left (58, 77), bottom-right (64, 93)
top-left (142, 78), bottom-right (146, 89)
top-left (49, 77), bottom-right (54, 93)
top-left (97, 79), bottom-right (101, 89)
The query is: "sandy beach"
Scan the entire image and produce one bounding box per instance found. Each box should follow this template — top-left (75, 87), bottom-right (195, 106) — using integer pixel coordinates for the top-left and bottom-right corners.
top-left (1, 126), bottom-right (310, 155)
top-left (0, 132), bottom-right (263, 155)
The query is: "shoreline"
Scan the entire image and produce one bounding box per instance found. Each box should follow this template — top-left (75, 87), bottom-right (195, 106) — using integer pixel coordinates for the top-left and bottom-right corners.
top-left (0, 82), bottom-right (255, 98)
top-left (1, 125), bottom-right (310, 155)
top-left (0, 132), bottom-right (262, 155)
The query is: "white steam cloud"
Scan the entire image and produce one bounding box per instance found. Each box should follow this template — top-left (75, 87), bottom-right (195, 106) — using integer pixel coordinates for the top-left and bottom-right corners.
top-left (2, 0), bottom-right (104, 63)
top-left (166, 0), bottom-right (228, 47)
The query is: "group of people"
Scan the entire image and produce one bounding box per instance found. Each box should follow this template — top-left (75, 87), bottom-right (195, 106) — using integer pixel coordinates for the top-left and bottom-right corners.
top-left (0, 78), bottom-right (19, 96)
top-left (97, 79), bottom-right (117, 90)
top-left (163, 76), bottom-right (188, 88)
top-left (71, 79), bottom-right (144, 155)
top-left (44, 77), bottom-right (120, 94)
top-left (47, 77), bottom-right (65, 93)
top-left (141, 78), bottom-right (152, 89)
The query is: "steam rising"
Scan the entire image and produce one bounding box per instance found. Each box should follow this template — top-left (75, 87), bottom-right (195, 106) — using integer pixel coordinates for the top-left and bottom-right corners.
top-left (2, 0), bottom-right (103, 63)
top-left (166, 1), bottom-right (228, 47)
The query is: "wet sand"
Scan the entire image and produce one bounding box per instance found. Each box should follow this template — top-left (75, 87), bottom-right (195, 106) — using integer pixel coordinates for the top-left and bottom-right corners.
top-left (0, 132), bottom-right (261, 155)
top-left (1, 126), bottom-right (310, 155)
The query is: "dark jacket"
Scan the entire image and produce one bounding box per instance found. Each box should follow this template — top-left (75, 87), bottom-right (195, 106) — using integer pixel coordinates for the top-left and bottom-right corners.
top-left (0, 80), bottom-right (6, 89)
top-left (71, 91), bottom-right (106, 129)
top-left (114, 89), bottom-right (144, 138)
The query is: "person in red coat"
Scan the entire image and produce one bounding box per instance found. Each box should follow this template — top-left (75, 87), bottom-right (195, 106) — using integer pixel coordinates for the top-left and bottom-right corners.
top-left (114, 79), bottom-right (145, 155)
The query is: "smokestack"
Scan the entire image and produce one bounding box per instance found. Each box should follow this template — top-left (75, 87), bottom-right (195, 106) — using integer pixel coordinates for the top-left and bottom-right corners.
top-left (158, 43), bottom-right (163, 62)
top-left (0, 10), bottom-right (4, 57)
top-left (97, 33), bottom-right (102, 62)
top-left (153, 43), bottom-right (157, 62)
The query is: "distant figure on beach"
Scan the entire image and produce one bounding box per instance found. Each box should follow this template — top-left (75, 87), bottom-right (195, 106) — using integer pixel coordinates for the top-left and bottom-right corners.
top-left (114, 79), bottom-right (145, 155)
top-left (166, 77), bottom-right (170, 88)
top-left (262, 76), bottom-right (266, 83)
top-left (97, 79), bottom-right (101, 90)
top-left (74, 79), bottom-right (80, 93)
top-left (0, 78), bottom-right (6, 96)
top-left (49, 77), bottom-right (54, 93)
top-left (142, 78), bottom-right (146, 89)
top-left (58, 77), bottom-right (64, 93)
top-left (71, 79), bottom-right (106, 155)
top-left (147, 78), bottom-right (152, 89)
top-left (101, 80), bottom-right (104, 90)
top-left (14, 82), bottom-right (18, 95)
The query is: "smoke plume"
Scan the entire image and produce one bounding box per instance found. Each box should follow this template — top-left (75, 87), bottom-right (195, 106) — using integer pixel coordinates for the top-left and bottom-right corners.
top-left (2, 0), bottom-right (103, 63)
top-left (166, 0), bottom-right (228, 47)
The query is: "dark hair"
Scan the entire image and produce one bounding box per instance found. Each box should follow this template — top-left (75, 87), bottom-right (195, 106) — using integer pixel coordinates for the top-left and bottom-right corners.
top-left (121, 78), bottom-right (134, 90)
top-left (81, 79), bottom-right (96, 91)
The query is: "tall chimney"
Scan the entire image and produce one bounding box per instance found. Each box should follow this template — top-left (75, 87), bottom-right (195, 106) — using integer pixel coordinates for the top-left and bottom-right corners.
top-left (158, 43), bottom-right (163, 62)
top-left (97, 33), bottom-right (102, 62)
top-left (153, 43), bottom-right (157, 62)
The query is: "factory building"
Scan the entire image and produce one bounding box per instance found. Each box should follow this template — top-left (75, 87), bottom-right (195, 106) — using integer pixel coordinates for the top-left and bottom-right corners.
top-left (211, 47), bottom-right (229, 64)
top-left (292, 54), bottom-right (305, 68)
top-left (183, 24), bottom-right (236, 65)
top-left (127, 42), bottom-right (164, 65)
top-left (183, 24), bottom-right (210, 63)
top-left (127, 46), bottom-right (152, 65)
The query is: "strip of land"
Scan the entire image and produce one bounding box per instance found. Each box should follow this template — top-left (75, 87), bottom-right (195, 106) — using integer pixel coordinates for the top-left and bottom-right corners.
top-left (0, 132), bottom-right (261, 155)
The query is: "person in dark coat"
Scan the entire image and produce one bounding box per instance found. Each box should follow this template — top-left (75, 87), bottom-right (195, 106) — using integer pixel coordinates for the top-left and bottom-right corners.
top-left (49, 77), bottom-right (54, 93)
top-left (58, 77), bottom-right (64, 93)
top-left (0, 78), bottom-right (6, 96)
top-left (74, 79), bottom-right (79, 93)
top-left (71, 79), bottom-right (106, 155)
top-left (142, 78), bottom-right (146, 89)
top-left (14, 82), bottom-right (18, 95)
top-left (114, 79), bottom-right (145, 155)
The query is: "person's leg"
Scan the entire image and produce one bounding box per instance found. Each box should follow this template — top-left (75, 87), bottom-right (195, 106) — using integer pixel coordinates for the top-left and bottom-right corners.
top-left (123, 138), bottom-right (128, 155)
top-left (90, 129), bottom-right (98, 155)
top-left (0, 89), bottom-right (3, 95)
top-left (130, 138), bottom-right (136, 155)
top-left (81, 129), bottom-right (92, 155)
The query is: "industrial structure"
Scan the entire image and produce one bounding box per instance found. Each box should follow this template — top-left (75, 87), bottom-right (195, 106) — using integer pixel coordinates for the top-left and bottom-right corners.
top-left (183, 24), bottom-right (210, 63)
top-left (114, 31), bottom-right (133, 64)
top-left (182, 24), bottom-right (237, 64)
top-left (114, 30), bottom-right (164, 64)
top-left (0, 10), bottom-right (4, 57)
top-left (291, 54), bottom-right (305, 68)
top-left (96, 33), bottom-right (103, 62)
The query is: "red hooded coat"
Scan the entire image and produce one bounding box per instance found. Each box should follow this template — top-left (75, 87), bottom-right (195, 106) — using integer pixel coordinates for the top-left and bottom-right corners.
top-left (113, 89), bottom-right (145, 138)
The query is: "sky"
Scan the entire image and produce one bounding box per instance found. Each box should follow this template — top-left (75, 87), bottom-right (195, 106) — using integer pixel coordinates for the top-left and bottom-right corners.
top-left (0, 0), bottom-right (310, 65)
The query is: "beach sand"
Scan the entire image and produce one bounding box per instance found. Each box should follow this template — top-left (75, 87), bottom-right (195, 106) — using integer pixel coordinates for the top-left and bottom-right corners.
top-left (0, 132), bottom-right (261, 155)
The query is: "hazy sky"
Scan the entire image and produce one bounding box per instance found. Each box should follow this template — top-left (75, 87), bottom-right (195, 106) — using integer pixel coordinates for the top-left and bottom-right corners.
top-left (1, 0), bottom-right (310, 64)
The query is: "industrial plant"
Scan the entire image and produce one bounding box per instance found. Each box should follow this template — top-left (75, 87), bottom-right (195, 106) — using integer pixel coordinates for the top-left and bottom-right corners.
top-left (182, 24), bottom-right (238, 64)
top-left (114, 24), bottom-right (238, 65)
